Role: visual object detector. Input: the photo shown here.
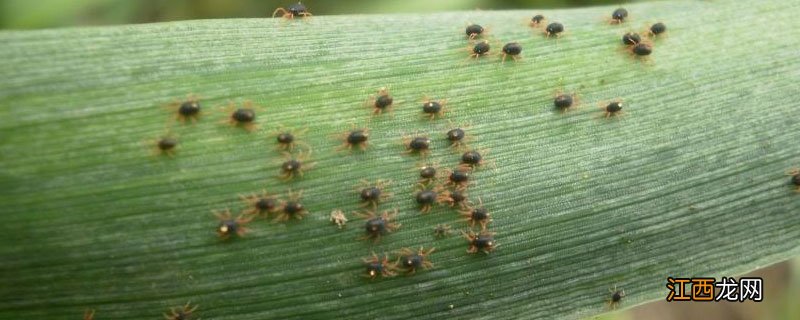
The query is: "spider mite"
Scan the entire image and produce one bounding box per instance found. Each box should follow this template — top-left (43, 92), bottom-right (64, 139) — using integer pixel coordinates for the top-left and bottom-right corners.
top-left (278, 152), bottom-right (314, 181)
top-left (648, 22), bottom-right (667, 37)
top-left (434, 224), bottom-right (452, 238)
top-left (397, 246), bottom-right (435, 275)
top-left (629, 41), bottom-right (653, 57)
top-left (214, 209), bottom-right (252, 239)
top-left (222, 100), bottom-right (262, 132)
top-left (609, 8), bottom-right (629, 24)
top-left (83, 309), bottom-right (95, 320)
top-left (622, 32), bottom-right (641, 45)
top-left (336, 123), bottom-right (370, 152)
top-left (363, 252), bottom-right (398, 279)
top-left (417, 162), bottom-right (440, 185)
top-left (787, 168), bottom-right (800, 192)
top-left (443, 167), bottom-right (473, 188)
top-left (165, 94), bottom-right (202, 123)
top-left (553, 90), bottom-right (580, 112)
top-left (148, 133), bottom-right (179, 157)
top-left (529, 14), bottom-right (546, 27)
top-left (600, 99), bottom-right (625, 118)
top-left (459, 198), bottom-right (492, 230)
top-left (445, 121), bottom-right (472, 150)
top-left (272, 2), bottom-right (312, 20)
top-left (459, 149), bottom-right (489, 170)
top-left (415, 183), bottom-right (444, 213)
top-left (465, 23), bottom-right (486, 40)
top-left (356, 208), bottom-right (401, 242)
top-left (274, 189), bottom-right (308, 222)
top-left (607, 285), bottom-right (626, 309)
top-left (367, 87), bottom-right (395, 116)
top-left (421, 97), bottom-right (447, 120)
top-left (240, 190), bottom-right (282, 217)
top-left (463, 230), bottom-right (496, 254)
top-left (356, 179), bottom-right (393, 209)
top-left (270, 126), bottom-right (309, 152)
top-left (402, 133), bottom-right (432, 157)
top-left (501, 42), bottom-right (523, 63)
top-left (330, 209), bottom-right (348, 229)
top-left (544, 22), bottom-right (564, 38)
top-left (467, 40), bottom-right (492, 59)
top-left (437, 186), bottom-right (471, 209)
top-left (164, 301), bottom-right (198, 320)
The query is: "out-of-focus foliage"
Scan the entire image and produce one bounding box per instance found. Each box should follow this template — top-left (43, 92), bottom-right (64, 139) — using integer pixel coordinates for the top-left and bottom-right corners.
top-left (0, 0), bottom-right (631, 29)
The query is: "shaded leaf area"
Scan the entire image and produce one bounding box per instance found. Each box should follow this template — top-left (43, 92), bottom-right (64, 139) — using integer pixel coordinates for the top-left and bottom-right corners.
top-left (1, 0), bottom-right (799, 319)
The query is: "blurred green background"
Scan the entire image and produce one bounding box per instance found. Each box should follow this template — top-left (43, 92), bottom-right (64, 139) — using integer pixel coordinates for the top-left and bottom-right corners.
top-left (0, 0), bottom-right (630, 29)
top-left (1, 1), bottom-right (798, 320)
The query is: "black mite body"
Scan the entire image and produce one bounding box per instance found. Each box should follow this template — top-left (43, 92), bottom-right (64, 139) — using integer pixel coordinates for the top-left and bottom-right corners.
top-left (369, 87), bottom-right (395, 115)
top-left (461, 151), bottom-right (482, 166)
top-left (608, 286), bottom-right (626, 309)
top-left (622, 32), bottom-right (641, 45)
top-left (632, 43), bottom-right (652, 56)
top-left (178, 101), bottom-right (201, 117)
top-left (471, 41), bottom-right (491, 56)
top-left (357, 209), bottom-right (400, 242)
top-left (420, 98), bottom-right (447, 120)
top-left (277, 133), bottom-right (294, 144)
top-left (611, 8), bottom-right (628, 23)
top-left (464, 230), bottom-right (496, 254)
top-left (437, 188), bottom-right (469, 209)
top-left (158, 138), bottom-right (177, 151)
top-left (420, 165), bottom-right (437, 181)
top-left (554, 94), bottom-right (574, 109)
top-left (415, 187), bottom-right (440, 213)
top-left (232, 108), bottom-right (255, 123)
top-left (356, 179), bottom-right (392, 209)
top-left (214, 210), bottom-right (252, 239)
top-left (375, 95), bottom-right (393, 109)
top-left (793, 174), bottom-right (800, 186)
top-left (397, 247), bottom-right (435, 274)
top-left (545, 22), bottom-right (564, 37)
top-left (530, 14), bottom-right (545, 26)
top-left (650, 22), bottom-right (667, 36)
top-left (279, 152), bottom-right (313, 180)
top-left (465, 24), bottom-right (484, 38)
top-left (447, 128), bottom-right (465, 143)
top-left (273, 2), bottom-right (312, 20)
top-left (363, 253), bottom-right (397, 278)
top-left (274, 190), bottom-right (307, 222)
top-left (240, 190), bottom-right (281, 217)
top-left (501, 42), bottom-right (522, 62)
top-left (447, 169), bottom-right (471, 187)
top-left (404, 135), bottom-right (432, 156)
top-left (602, 100), bottom-right (624, 118)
